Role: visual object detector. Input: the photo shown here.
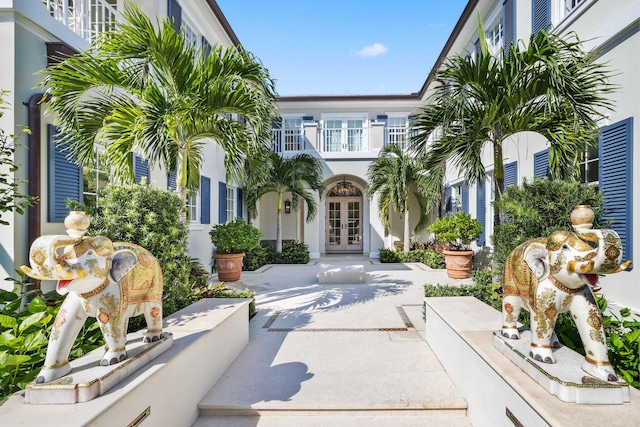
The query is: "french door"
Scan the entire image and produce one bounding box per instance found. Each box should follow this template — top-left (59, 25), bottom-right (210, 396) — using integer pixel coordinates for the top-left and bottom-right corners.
top-left (326, 196), bottom-right (363, 252)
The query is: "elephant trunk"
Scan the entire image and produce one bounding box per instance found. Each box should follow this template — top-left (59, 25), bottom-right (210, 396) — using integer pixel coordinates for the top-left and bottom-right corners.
top-left (20, 235), bottom-right (81, 280)
top-left (577, 229), bottom-right (627, 274)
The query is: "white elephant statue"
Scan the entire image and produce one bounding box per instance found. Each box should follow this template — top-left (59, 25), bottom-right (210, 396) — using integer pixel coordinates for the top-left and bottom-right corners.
top-left (21, 219), bottom-right (164, 384)
top-left (501, 207), bottom-right (632, 383)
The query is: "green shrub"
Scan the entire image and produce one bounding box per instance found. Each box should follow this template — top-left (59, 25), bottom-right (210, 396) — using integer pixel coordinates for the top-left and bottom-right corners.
top-left (243, 240), bottom-right (310, 270)
top-left (492, 177), bottom-right (603, 276)
top-left (424, 269), bottom-right (502, 311)
top-left (277, 241), bottom-right (310, 264)
top-left (210, 218), bottom-right (262, 254)
top-left (89, 183), bottom-right (191, 295)
top-left (379, 247), bottom-right (445, 269)
top-left (429, 212), bottom-right (482, 250)
top-left (243, 243), bottom-right (276, 271)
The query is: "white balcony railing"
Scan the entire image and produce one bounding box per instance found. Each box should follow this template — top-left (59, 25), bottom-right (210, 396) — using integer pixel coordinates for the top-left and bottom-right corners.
top-left (322, 126), bottom-right (368, 152)
top-left (42, 0), bottom-right (118, 43)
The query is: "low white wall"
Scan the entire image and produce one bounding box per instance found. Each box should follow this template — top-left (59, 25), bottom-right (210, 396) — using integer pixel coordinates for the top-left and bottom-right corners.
top-left (0, 298), bottom-right (250, 427)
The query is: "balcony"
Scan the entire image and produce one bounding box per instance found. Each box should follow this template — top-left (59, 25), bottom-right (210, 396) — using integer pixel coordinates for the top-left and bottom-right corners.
top-left (385, 126), bottom-right (407, 149)
top-left (42, 0), bottom-right (118, 43)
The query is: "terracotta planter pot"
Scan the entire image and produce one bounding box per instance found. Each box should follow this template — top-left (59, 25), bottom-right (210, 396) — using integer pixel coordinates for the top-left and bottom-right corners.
top-left (443, 250), bottom-right (474, 279)
top-left (214, 252), bottom-right (245, 282)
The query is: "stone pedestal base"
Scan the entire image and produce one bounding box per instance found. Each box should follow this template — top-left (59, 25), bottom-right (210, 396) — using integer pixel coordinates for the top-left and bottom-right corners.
top-left (25, 333), bottom-right (173, 404)
top-left (493, 331), bottom-right (630, 404)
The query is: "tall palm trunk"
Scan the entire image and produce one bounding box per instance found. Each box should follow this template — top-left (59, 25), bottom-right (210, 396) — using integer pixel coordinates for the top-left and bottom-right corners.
top-left (403, 196), bottom-right (410, 253)
top-left (276, 191), bottom-right (283, 253)
top-left (493, 142), bottom-right (504, 227)
top-left (177, 151), bottom-right (189, 223)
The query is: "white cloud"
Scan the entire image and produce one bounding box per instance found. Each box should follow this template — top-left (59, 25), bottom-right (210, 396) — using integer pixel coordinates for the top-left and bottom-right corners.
top-left (353, 43), bottom-right (388, 58)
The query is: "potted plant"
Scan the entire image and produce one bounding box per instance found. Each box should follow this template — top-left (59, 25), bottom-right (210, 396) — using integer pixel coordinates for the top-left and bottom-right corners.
top-left (428, 212), bottom-right (482, 279)
top-left (210, 218), bottom-right (262, 281)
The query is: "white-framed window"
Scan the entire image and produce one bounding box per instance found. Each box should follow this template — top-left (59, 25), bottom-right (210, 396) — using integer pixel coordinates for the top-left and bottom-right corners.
top-left (283, 117), bottom-right (303, 152)
top-left (386, 116), bottom-right (408, 149)
top-left (181, 16), bottom-right (200, 47)
top-left (451, 183), bottom-right (463, 213)
top-left (82, 148), bottom-right (109, 209)
top-left (226, 187), bottom-right (236, 222)
top-left (186, 190), bottom-right (198, 223)
top-left (579, 142), bottom-right (599, 186)
top-left (486, 16), bottom-right (503, 57)
top-left (321, 115), bottom-right (368, 152)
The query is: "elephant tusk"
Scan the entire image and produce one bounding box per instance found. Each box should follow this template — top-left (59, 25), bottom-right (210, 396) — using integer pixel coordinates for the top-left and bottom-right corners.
top-left (580, 260), bottom-right (595, 273)
top-left (55, 264), bottom-right (74, 280)
top-left (567, 260), bottom-right (577, 273)
top-left (613, 260), bottom-right (633, 273)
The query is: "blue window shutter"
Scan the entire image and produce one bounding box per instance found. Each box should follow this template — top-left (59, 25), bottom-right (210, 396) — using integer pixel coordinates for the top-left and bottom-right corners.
top-left (237, 188), bottom-right (243, 219)
top-left (168, 170), bottom-right (177, 191)
top-left (532, 0), bottom-right (551, 34)
top-left (302, 116), bottom-right (314, 121)
top-left (133, 154), bottom-right (150, 184)
top-left (48, 125), bottom-right (82, 222)
top-left (461, 181), bottom-right (469, 214)
top-left (476, 179), bottom-right (486, 245)
top-left (218, 181), bottom-right (227, 223)
top-left (600, 117), bottom-right (633, 264)
top-left (534, 148), bottom-right (550, 178)
top-left (444, 185), bottom-right (453, 215)
top-left (504, 161), bottom-right (518, 188)
top-left (168, 0), bottom-right (182, 33)
top-left (503, 0), bottom-right (516, 53)
top-left (201, 176), bottom-right (211, 224)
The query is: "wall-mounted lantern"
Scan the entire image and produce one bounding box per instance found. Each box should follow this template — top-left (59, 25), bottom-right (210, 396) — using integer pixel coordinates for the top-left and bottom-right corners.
top-left (284, 199), bottom-right (291, 214)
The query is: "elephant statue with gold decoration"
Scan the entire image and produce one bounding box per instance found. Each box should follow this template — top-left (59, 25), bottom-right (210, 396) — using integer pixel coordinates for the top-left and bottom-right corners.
top-left (500, 205), bottom-right (631, 383)
top-left (20, 211), bottom-right (164, 384)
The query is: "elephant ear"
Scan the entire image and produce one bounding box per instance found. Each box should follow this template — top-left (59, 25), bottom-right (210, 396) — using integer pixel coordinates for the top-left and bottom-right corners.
top-left (524, 242), bottom-right (549, 280)
top-left (110, 250), bottom-right (138, 283)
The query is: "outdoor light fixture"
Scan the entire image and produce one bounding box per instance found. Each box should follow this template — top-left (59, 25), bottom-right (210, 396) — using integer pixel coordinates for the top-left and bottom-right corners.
top-left (284, 199), bottom-right (291, 214)
top-left (335, 176), bottom-right (359, 197)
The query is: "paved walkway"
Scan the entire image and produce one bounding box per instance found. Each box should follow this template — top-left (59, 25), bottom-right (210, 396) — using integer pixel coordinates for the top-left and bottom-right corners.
top-left (194, 256), bottom-right (474, 426)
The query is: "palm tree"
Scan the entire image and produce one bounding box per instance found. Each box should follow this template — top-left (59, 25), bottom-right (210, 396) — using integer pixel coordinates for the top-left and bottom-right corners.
top-left (245, 152), bottom-right (325, 253)
top-left (366, 144), bottom-right (443, 253)
top-left (41, 4), bottom-right (276, 208)
top-left (410, 24), bottom-right (614, 226)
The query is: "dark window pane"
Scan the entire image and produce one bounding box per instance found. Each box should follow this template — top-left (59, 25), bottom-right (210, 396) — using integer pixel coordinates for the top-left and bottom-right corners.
top-left (587, 160), bottom-right (599, 182)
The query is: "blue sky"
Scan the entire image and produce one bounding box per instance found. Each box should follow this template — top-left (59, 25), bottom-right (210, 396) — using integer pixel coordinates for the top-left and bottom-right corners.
top-left (216, 0), bottom-right (469, 96)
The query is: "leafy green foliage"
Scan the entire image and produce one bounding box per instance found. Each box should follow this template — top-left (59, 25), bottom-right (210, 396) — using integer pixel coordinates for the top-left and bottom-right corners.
top-left (0, 285), bottom-right (104, 400)
top-left (491, 178), bottom-right (603, 276)
top-left (41, 4), bottom-right (276, 204)
top-left (276, 241), bottom-right (310, 264)
top-left (429, 212), bottom-right (482, 250)
top-left (245, 152), bottom-right (325, 253)
top-left (366, 144), bottom-right (444, 253)
top-left (210, 218), bottom-right (262, 254)
top-left (89, 183), bottom-right (191, 297)
top-left (243, 241), bottom-right (310, 271)
top-left (0, 91), bottom-right (35, 225)
top-left (379, 248), bottom-right (445, 269)
top-left (424, 269), bottom-right (502, 311)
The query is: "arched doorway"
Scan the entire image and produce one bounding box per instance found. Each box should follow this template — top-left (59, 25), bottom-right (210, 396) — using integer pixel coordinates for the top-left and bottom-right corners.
top-left (325, 177), bottom-right (363, 253)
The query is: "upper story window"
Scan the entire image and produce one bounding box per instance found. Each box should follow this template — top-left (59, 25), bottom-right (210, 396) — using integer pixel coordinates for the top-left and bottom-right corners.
top-left (451, 183), bottom-right (463, 213)
top-left (273, 117), bottom-right (303, 153)
top-left (322, 116), bottom-right (368, 153)
top-left (562, 0), bottom-right (587, 18)
top-left (486, 16), bottom-right (504, 57)
top-left (579, 142), bottom-right (599, 186)
top-left (186, 190), bottom-right (198, 223)
top-left (386, 117), bottom-right (408, 149)
top-left (226, 187), bottom-right (236, 222)
top-left (43, 0), bottom-right (118, 43)
top-left (82, 150), bottom-right (109, 208)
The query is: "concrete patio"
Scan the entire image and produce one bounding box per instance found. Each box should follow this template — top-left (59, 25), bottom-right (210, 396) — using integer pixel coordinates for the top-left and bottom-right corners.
top-left (194, 256), bottom-right (474, 426)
